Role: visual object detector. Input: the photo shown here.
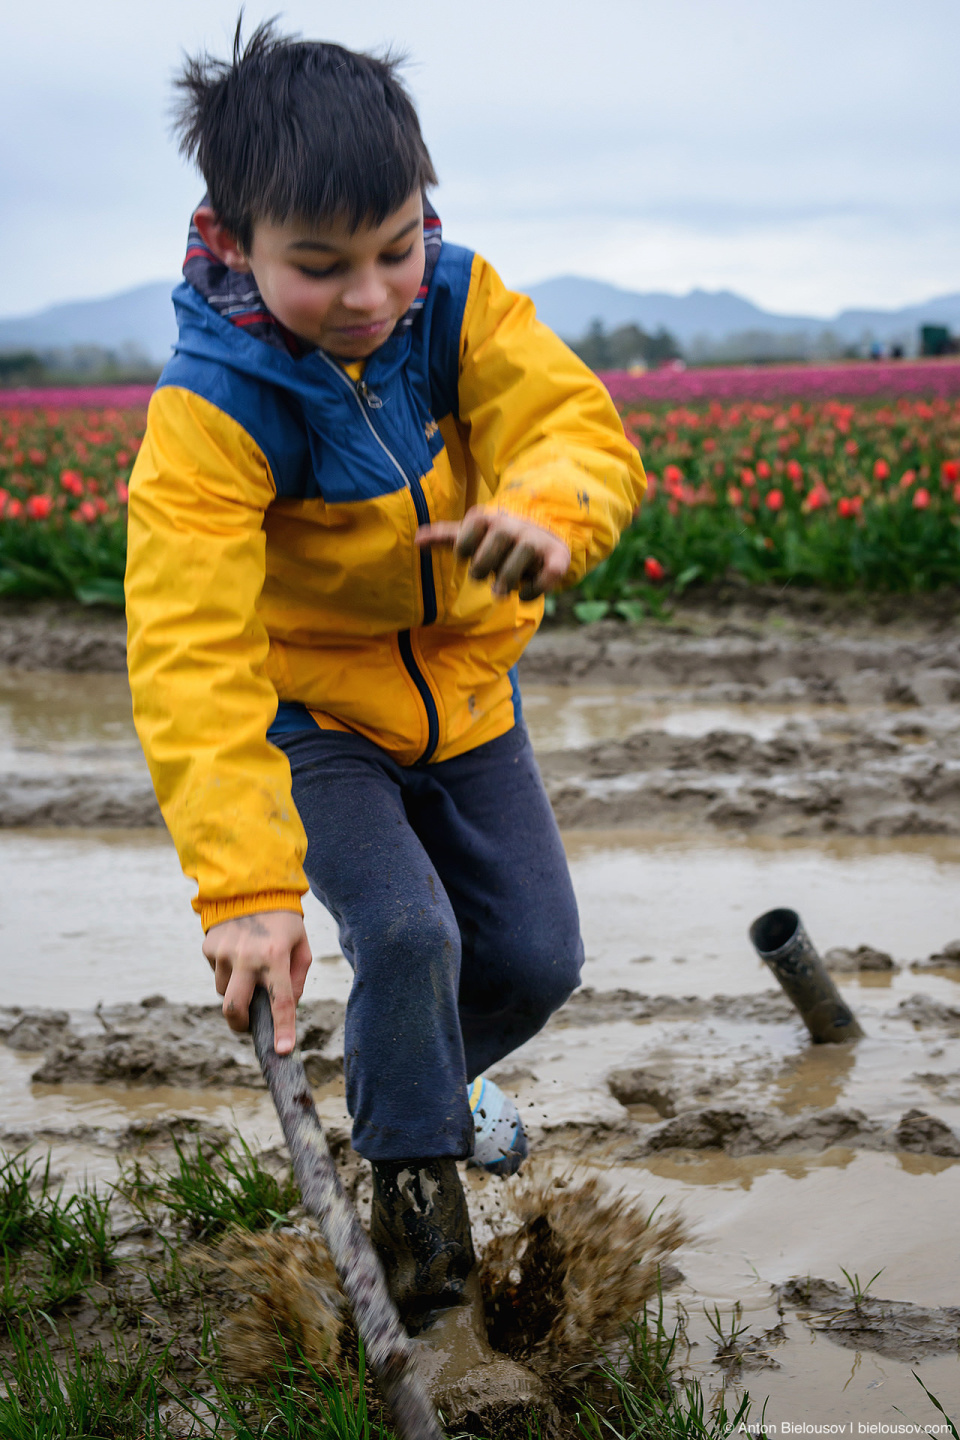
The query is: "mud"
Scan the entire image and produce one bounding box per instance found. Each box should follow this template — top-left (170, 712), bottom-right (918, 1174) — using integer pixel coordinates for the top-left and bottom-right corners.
top-left (778, 1277), bottom-right (960, 1361)
top-left (0, 997), bottom-right (344, 1089)
top-left (824, 944), bottom-right (898, 973)
top-left (912, 939), bottom-right (960, 972)
top-left (4, 610), bottom-right (960, 839)
top-left (3, 603), bottom-right (960, 1424)
top-left (620, 1104), bottom-right (960, 1159)
top-left (0, 600), bottom-right (127, 672)
top-left (211, 1170), bottom-right (684, 1431)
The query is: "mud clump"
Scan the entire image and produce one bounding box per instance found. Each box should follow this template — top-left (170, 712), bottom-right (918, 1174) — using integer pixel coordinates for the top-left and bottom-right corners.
top-left (895, 1108), bottom-right (960, 1157)
top-left (911, 939), bottom-right (960, 972)
top-left (554, 986), bottom-right (797, 1029)
top-left (895, 994), bottom-right (960, 1033)
top-left (779, 1276), bottom-right (960, 1360)
top-left (8, 997), bottom-right (344, 1089)
top-left (0, 1007), bottom-right (71, 1051)
top-left (607, 1066), bottom-right (678, 1117)
top-left (622, 1105), bottom-right (960, 1159)
top-left (0, 601), bottom-right (127, 672)
top-left (824, 944), bottom-right (898, 973)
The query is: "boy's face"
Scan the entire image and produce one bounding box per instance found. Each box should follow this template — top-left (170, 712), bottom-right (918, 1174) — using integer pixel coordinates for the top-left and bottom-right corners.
top-left (195, 191), bottom-right (426, 359)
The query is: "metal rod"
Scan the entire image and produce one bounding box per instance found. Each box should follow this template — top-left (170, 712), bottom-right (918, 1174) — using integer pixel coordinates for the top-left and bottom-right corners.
top-left (249, 986), bottom-right (443, 1440)
top-left (749, 907), bottom-right (864, 1043)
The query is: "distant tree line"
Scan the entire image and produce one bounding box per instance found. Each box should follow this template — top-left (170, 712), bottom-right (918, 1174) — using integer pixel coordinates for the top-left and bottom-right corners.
top-left (0, 345), bottom-right (161, 388)
top-left (567, 319), bottom-right (682, 371)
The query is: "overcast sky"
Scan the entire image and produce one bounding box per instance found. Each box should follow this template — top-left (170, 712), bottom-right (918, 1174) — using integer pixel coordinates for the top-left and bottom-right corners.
top-left (2, 0), bottom-right (958, 319)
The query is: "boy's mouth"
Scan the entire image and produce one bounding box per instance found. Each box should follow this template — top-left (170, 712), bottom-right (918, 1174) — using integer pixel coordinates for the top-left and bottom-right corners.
top-left (331, 318), bottom-right (393, 341)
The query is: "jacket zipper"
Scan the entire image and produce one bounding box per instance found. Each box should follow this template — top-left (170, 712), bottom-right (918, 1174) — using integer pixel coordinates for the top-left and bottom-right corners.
top-left (314, 352), bottom-right (440, 759)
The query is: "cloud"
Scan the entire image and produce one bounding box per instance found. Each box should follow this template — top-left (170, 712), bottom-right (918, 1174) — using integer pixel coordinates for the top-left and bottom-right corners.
top-left (2, 0), bottom-right (958, 315)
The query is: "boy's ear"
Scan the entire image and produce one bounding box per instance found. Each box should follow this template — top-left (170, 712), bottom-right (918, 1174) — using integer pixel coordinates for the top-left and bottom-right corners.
top-left (192, 207), bottom-right (252, 272)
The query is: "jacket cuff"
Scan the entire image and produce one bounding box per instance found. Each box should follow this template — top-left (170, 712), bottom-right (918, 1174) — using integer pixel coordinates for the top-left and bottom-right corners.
top-left (198, 891), bottom-right (305, 933)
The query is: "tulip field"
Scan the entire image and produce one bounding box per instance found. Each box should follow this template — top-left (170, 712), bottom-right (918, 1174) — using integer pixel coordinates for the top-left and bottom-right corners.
top-left (2, 368), bottom-right (960, 610)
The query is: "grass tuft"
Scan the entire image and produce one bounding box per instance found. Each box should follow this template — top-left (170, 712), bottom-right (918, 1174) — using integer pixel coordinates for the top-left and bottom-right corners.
top-left (0, 1149), bottom-right (117, 1322)
top-left (0, 1321), bottom-right (175, 1439)
top-left (120, 1134), bottom-right (299, 1241)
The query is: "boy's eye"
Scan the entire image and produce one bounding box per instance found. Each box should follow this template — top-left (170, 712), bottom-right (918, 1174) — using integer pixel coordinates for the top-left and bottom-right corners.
top-left (382, 244), bottom-right (415, 266)
top-left (296, 244), bottom-right (413, 280)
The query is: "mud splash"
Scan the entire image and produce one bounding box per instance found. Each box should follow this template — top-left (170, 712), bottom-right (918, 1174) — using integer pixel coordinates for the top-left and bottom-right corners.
top-left (210, 1170), bottom-right (686, 1432)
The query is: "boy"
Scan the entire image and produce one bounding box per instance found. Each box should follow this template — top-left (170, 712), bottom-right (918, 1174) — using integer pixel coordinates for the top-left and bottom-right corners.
top-left (126, 22), bottom-right (644, 1335)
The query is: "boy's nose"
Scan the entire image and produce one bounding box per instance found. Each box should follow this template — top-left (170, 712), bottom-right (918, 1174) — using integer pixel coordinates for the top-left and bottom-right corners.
top-left (340, 269), bottom-right (389, 313)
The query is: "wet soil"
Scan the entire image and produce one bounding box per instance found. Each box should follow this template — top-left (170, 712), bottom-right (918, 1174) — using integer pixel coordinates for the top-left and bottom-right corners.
top-left (0, 996), bottom-right (344, 1089)
top-left (4, 607), bottom-right (960, 837)
top-left (2, 602), bottom-right (960, 1424)
top-left (777, 1277), bottom-right (960, 1361)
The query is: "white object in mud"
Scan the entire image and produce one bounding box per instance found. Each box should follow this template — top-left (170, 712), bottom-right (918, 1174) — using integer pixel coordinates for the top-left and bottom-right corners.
top-left (468, 1077), bottom-right (528, 1176)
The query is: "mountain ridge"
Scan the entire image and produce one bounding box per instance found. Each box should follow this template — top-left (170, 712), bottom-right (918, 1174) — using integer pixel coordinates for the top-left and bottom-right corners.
top-left (1, 276), bottom-right (959, 364)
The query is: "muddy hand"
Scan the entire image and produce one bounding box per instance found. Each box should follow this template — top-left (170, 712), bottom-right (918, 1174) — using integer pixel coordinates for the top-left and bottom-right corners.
top-left (416, 508), bottom-right (570, 600)
top-left (202, 911), bottom-right (312, 1054)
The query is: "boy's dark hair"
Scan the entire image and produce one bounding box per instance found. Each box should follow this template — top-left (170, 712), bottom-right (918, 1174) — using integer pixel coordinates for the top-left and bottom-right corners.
top-left (173, 18), bottom-right (437, 249)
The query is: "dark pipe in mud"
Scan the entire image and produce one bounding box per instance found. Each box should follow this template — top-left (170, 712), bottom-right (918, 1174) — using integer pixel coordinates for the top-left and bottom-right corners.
top-left (749, 908), bottom-right (864, 1044)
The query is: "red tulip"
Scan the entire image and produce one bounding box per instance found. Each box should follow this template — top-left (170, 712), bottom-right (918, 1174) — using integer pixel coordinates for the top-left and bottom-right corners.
top-left (765, 489), bottom-right (784, 511)
top-left (837, 496), bottom-right (862, 518)
top-left (873, 459), bottom-right (890, 481)
top-left (899, 470), bottom-right (916, 489)
top-left (727, 486), bottom-right (743, 506)
top-left (740, 467), bottom-right (756, 487)
top-left (913, 487), bottom-right (931, 510)
top-left (942, 459), bottom-right (960, 484)
top-left (644, 556), bottom-right (665, 582)
top-left (757, 460), bottom-right (772, 479)
top-left (75, 500), bottom-right (98, 523)
top-left (115, 480), bottom-right (129, 503)
top-left (6, 498), bottom-right (23, 518)
top-left (26, 494), bottom-right (53, 520)
top-left (785, 459), bottom-right (802, 483)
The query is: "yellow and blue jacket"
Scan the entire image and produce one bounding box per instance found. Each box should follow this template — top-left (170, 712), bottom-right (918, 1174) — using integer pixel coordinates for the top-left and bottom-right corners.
top-left (126, 225), bottom-right (645, 929)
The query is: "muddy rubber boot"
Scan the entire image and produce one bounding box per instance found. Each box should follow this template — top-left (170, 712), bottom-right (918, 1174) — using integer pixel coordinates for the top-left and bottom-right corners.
top-left (369, 1157), bottom-right (476, 1335)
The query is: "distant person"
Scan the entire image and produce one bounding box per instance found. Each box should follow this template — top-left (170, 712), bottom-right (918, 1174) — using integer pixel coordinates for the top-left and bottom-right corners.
top-left (124, 23), bottom-right (644, 1340)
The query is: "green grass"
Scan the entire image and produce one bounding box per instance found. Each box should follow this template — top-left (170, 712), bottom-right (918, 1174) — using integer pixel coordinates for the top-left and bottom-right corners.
top-left (838, 1265), bottom-right (884, 1310)
top-left (0, 1321), bottom-right (175, 1440)
top-left (0, 1150), bottom-right (117, 1323)
top-left (192, 1349), bottom-right (393, 1440)
top-left (0, 515), bottom-right (126, 604)
top-left (119, 1133), bottom-right (299, 1241)
top-left (578, 1295), bottom-right (754, 1440)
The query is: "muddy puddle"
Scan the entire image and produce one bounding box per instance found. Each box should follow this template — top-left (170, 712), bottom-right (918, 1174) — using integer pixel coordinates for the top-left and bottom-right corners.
top-left (2, 617), bottom-right (960, 1423)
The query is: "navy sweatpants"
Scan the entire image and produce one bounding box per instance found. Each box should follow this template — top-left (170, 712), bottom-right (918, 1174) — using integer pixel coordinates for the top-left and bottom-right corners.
top-left (275, 719), bottom-right (583, 1161)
